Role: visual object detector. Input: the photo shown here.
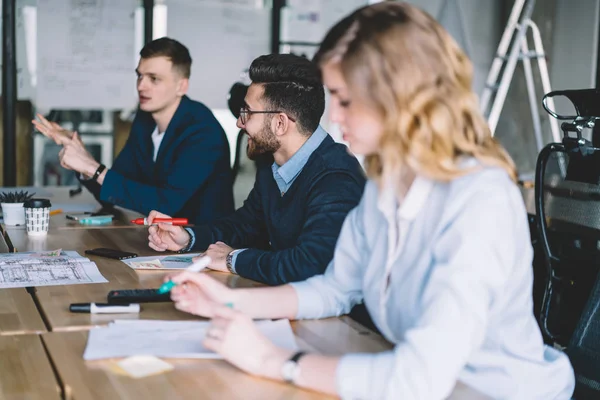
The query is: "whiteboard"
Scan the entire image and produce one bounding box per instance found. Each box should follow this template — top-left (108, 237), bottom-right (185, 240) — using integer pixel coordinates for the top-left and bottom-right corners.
top-left (36, 0), bottom-right (137, 109)
top-left (167, 1), bottom-right (270, 109)
top-left (282, 0), bottom-right (368, 44)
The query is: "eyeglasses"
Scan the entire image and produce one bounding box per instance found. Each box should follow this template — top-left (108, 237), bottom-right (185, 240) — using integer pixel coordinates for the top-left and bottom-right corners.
top-left (239, 107), bottom-right (296, 125)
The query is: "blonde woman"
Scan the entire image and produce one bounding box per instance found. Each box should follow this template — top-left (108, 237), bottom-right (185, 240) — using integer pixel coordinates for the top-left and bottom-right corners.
top-left (166, 3), bottom-right (574, 399)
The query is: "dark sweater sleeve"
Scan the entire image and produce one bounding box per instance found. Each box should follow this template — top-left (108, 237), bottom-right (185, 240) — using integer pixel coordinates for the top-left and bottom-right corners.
top-left (234, 172), bottom-right (364, 285)
top-left (189, 181), bottom-right (269, 251)
top-left (99, 122), bottom-right (227, 216)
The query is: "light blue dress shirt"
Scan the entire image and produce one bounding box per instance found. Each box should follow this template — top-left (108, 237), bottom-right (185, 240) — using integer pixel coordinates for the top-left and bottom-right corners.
top-left (185, 126), bottom-right (328, 272)
top-left (290, 163), bottom-right (575, 400)
top-left (271, 125), bottom-right (328, 195)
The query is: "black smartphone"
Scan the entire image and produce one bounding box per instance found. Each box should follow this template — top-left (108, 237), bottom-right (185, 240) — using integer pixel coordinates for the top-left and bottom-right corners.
top-left (85, 248), bottom-right (138, 260)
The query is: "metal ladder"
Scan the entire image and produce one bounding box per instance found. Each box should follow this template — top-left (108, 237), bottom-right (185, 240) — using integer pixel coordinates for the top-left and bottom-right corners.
top-left (480, 0), bottom-right (560, 151)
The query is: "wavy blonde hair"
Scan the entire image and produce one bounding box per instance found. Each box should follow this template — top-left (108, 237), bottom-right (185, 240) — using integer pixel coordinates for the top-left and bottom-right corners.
top-left (314, 2), bottom-right (516, 183)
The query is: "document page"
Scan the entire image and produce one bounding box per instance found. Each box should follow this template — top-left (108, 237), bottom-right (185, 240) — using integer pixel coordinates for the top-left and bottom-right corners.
top-left (83, 319), bottom-right (298, 360)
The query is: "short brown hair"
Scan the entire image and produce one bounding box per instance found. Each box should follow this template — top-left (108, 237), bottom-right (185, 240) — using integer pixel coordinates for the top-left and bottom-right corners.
top-left (140, 37), bottom-right (192, 78)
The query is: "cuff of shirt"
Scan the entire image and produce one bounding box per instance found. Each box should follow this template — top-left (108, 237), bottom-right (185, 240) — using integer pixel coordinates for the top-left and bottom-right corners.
top-left (336, 352), bottom-right (391, 400)
top-left (230, 248), bottom-right (246, 274)
top-left (288, 279), bottom-right (328, 320)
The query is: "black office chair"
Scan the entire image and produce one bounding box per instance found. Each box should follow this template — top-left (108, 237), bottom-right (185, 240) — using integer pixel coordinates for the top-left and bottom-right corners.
top-left (536, 89), bottom-right (600, 398)
top-left (227, 82), bottom-right (249, 183)
top-left (568, 274), bottom-right (600, 399)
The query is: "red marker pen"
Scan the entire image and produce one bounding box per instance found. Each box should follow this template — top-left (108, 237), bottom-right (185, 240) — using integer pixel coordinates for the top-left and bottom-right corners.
top-left (130, 217), bottom-right (189, 226)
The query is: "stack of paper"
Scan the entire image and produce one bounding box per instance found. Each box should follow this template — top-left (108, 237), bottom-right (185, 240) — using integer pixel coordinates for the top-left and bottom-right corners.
top-left (83, 319), bottom-right (298, 360)
top-left (0, 249), bottom-right (107, 288)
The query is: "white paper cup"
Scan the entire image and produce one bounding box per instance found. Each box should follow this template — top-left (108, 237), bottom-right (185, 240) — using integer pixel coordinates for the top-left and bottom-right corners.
top-left (24, 198), bottom-right (52, 236)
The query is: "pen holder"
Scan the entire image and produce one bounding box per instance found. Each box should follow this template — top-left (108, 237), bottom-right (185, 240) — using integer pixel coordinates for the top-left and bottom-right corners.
top-left (24, 198), bottom-right (52, 236)
top-left (1, 202), bottom-right (26, 226)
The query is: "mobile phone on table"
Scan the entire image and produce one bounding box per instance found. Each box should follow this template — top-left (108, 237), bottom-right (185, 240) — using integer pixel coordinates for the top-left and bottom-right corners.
top-left (85, 248), bottom-right (137, 260)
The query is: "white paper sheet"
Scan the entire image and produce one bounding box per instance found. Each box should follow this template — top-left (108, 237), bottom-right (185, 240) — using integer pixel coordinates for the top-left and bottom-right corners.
top-left (0, 250), bottom-right (85, 261)
top-left (83, 319), bottom-right (298, 360)
top-left (121, 253), bottom-right (202, 270)
top-left (0, 250), bottom-right (107, 288)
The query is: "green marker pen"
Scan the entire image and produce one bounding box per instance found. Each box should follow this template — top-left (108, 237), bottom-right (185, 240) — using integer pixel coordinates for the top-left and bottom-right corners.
top-left (79, 216), bottom-right (113, 224)
top-left (157, 256), bottom-right (212, 294)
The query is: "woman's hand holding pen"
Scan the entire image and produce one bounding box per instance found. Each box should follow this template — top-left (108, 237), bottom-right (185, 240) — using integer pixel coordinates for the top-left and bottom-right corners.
top-left (147, 210), bottom-right (190, 252)
top-left (169, 271), bottom-right (234, 318)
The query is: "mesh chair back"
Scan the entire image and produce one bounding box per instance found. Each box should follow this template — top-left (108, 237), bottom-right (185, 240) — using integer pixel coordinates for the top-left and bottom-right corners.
top-left (536, 144), bottom-right (600, 346)
top-left (539, 89), bottom-right (600, 398)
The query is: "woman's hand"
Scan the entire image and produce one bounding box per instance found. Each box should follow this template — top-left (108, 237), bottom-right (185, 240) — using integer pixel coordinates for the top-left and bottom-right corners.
top-left (204, 305), bottom-right (293, 379)
top-left (170, 272), bottom-right (236, 318)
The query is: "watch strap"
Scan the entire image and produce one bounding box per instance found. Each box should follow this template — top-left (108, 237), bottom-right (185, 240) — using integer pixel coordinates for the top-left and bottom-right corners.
top-left (176, 229), bottom-right (194, 253)
top-left (226, 250), bottom-right (236, 274)
top-left (92, 164), bottom-right (106, 182)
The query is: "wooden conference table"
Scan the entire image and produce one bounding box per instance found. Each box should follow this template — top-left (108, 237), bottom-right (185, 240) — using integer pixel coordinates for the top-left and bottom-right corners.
top-left (0, 186), bottom-right (395, 400)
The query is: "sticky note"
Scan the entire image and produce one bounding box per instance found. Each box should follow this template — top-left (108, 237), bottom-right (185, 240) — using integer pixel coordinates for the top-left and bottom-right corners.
top-left (116, 355), bottom-right (174, 378)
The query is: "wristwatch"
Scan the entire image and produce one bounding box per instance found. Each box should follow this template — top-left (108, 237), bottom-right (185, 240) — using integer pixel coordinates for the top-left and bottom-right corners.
top-left (92, 164), bottom-right (106, 182)
top-left (281, 351), bottom-right (306, 384)
top-left (225, 250), bottom-right (236, 274)
top-left (175, 230), bottom-right (193, 254)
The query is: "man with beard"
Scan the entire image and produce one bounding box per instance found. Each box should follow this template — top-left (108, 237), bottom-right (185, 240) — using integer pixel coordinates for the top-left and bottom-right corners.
top-left (145, 54), bottom-right (366, 285)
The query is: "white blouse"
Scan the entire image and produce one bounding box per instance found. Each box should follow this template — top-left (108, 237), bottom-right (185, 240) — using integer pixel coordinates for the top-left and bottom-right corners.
top-left (290, 165), bottom-right (574, 400)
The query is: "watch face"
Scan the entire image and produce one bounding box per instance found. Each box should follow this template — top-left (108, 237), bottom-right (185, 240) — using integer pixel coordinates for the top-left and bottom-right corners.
top-left (282, 360), bottom-right (297, 383)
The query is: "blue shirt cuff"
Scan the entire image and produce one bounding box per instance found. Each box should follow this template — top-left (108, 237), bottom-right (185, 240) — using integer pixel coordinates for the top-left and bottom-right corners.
top-left (230, 248), bottom-right (246, 274)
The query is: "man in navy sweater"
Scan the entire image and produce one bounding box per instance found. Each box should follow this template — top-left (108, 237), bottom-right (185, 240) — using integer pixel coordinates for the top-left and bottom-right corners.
top-left (147, 54), bottom-right (366, 285)
top-left (32, 38), bottom-right (234, 225)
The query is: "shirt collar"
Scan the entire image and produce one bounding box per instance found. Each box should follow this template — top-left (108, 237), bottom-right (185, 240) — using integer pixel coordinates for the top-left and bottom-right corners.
top-left (151, 126), bottom-right (164, 138)
top-left (274, 125), bottom-right (328, 184)
top-left (377, 174), bottom-right (435, 221)
top-left (376, 158), bottom-right (479, 221)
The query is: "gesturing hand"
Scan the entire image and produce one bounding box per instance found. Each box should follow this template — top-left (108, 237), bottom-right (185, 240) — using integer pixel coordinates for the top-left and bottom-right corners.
top-left (32, 113), bottom-right (75, 145)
